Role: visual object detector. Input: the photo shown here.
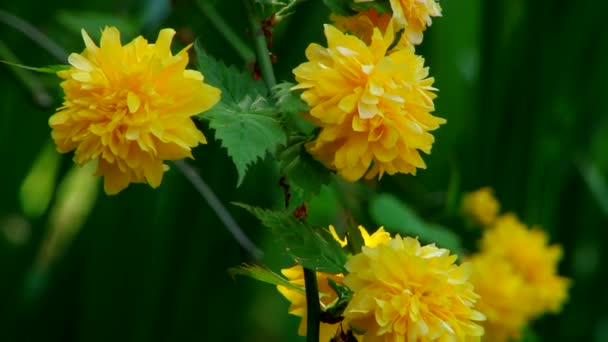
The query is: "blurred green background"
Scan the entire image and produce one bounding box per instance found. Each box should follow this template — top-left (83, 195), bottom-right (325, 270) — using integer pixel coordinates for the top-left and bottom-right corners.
top-left (1, 0), bottom-right (607, 341)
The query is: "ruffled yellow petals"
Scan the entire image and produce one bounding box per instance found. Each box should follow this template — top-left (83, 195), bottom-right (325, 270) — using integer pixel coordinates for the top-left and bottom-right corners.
top-left (276, 265), bottom-right (347, 342)
top-left (49, 26), bottom-right (221, 194)
top-left (344, 236), bottom-right (485, 341)
top-left (388, 0), bottom-right (442, 45)
top-left (294, 24), bottom-right (444, 182)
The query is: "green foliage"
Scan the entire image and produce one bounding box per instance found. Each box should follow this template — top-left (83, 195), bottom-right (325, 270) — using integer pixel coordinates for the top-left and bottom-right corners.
top-left (320, 278), bottom-right (352, 324)
top-left (369, 193), bottom-right (463, 253)
top-left (229, 263), bottom-right (304, 292)
top-left (273, 82), bottom-right (308, 118)
top-left (235, 203), bottom-right (348, 274)
top-left (279, 136), bottom-right (332, 211)
top-left (195, 46), bottom-right (287, 186)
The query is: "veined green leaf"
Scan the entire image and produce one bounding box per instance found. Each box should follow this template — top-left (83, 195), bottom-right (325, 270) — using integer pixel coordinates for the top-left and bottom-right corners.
top-left (0, 60), bottom-right (68, 74)
top-left (195, 44), bottom-right (267, 103)
top-left (195, 44), bottom-right (286, 186)
top-left (369, 194), bottom-right (463, 253)
top-left (235, 203), bottom-right (348, 274)
top-left (228, 263), bottom-right (304, 292)
top-left (204, 97), bottom-right (286, 186)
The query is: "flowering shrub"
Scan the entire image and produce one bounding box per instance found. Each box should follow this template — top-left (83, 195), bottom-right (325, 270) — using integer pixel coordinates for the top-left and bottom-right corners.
top-left (3, 0), bottom-right (581, 341)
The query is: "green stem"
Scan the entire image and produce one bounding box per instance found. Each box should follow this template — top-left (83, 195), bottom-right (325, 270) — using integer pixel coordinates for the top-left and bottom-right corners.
top-left (196, 1), bottom-right (256, 66)
top-left (243, 0), bottom-right (277, 92)
top-left (0, 40), bottom-right (52, 107)
top-left (173, 160), bottom-right (263, 260)
top-left (303, 267), bottom-right (320, 342)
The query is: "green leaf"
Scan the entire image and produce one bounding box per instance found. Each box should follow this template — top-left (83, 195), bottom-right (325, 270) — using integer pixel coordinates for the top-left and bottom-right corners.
top-left (235, 204), bottom-right (348, 274)
top-left (195, 44), bottom-right (286, 186)
top-left (0, 60), bottom-right (68, 74)
top-left (274, 82), bottom-right (309, 116)
top-left (369, 194), bottom-right (463, 253)
top-left (205, 98), bottom-right (287, 186)
top-left (278, 136), bottom-right (332, 211)
top-left (228, 263), bottom-right (304, 292)
top-left (195, 44), bottom-right (267, 103)
top-left (320, 278), bottom-right (353, 323)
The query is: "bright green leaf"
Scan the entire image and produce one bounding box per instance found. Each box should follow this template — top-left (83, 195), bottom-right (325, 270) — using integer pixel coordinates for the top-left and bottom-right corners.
top-left (195, 45), bottom-right (267, 103)
top-left (369, 194), bottom-right (463, 253)
top-left (195, 44), bottom-right (286, 186)
top-left (228, 263), bottom-right (304, 292)
top-left (205, 98), bottom-right (286, 186)
top-left (235, 203), bottom-right (348, 274)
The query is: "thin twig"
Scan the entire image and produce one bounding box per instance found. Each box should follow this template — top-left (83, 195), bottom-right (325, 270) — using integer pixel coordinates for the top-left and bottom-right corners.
top-left (303, 267), bottom-right (321, 342)
top-left (173, 160), bottom-right (263, 260)
top-left (196, 0), bottom-right (256, 66)
top-left (243, 0), bottom-right (277, 92)
top-left (0, 10), bottom-right (68, 62)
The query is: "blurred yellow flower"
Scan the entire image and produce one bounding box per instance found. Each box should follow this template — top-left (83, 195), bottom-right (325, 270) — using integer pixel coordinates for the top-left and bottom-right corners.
top-left (467, 253), bottom-right (535, 342)
top-left (480, 214), bottom-right (570, 315)
top-left (49, 26), bottom-right (221, 194)
top-left (462, 187), bottom-right (500, 226)
top-left (344, 236), bottom-right (485, 341)
top-left (468, 214), bottom-right (570, 341)
top-left (277, 225), bottom-right (390, 341)
top-left (293, 24), bottom-right (444, 182)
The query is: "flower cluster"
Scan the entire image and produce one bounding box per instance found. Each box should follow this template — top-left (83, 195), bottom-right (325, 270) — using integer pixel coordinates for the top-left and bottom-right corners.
top-left (463, 192), bottom-right (570, 342)
top-left (461, 187), bottom-right (501, 226)
top-left (293, 0), bottom-right (445, 182)
top-left (49, 27), bottom-right (221, 194)
top-left (277, 226), bottom-right (485, 341)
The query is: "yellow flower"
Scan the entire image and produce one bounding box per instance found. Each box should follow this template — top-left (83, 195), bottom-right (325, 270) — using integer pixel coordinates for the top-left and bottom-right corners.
top-left (293, 24), bottom-right (444, 182)
top-left (389, 0), bottom-right (442, 44)
top-left (277, 225), bottom-right (390, 341)
top-left (277, 265), bottom-right (347, 342)
top-left (344, 236), bottom-right (485, 341)
top-left (467, 253), bottom-right (535, 342)
top-left (49, 27), bottom-right (221, 194)
top-left (461, 187), bottom-right (501, 226)
top-left (331, 8), bottom-right (393, 45)
top-left (480, 214), bottom-right (570, 315)
top-left (329, 225), bottom-right (391, 248)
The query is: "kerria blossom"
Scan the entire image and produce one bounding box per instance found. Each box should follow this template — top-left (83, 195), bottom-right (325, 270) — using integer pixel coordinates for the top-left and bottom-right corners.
top-left (331, 8), bottom-right (393, 45)
top-left (480, 214), bottom-right (570, 315)
top-left (354, 0), bottom-right (442, 44)
top-left (344, 236), bottom-right (485, 342)
top-left (276, 226), bottom-right (390, 341)
top-left (468, 214), bottom-right (570, 341)
top-left (461, 187), bottom-right (501, 227)
top-left (467, 253), bottom-right (535, 342)
top-left (293, 24), bottom-right (445, 182)
top-left (49, 26), bottom-right (220, 194)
